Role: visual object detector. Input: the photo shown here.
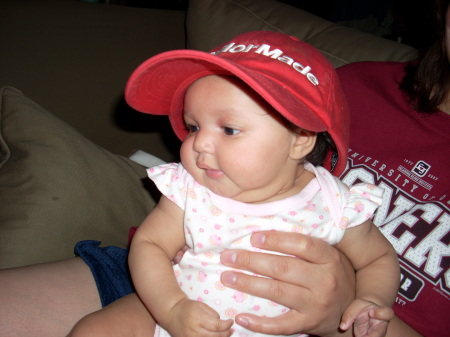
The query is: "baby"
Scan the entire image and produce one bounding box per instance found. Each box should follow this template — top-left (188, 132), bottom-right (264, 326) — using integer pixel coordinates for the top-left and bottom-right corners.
top-left (70, 31), bottom-right (400, 337)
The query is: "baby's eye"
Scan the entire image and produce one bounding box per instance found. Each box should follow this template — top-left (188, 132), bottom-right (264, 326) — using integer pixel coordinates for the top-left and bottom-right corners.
top-left (223, 127), bottom-right (240, 136)
top-left (185, 124), bottom-right (199, 134)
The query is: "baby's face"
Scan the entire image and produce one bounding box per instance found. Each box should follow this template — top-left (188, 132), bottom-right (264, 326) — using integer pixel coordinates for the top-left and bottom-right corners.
top-left (180, 75), bottom-right (307, 204)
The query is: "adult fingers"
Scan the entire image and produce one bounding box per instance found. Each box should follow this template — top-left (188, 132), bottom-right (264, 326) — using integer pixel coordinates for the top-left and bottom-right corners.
top-left (220, 248), bottom-right (312, 287)
top-left (234, 311), bottom-right (306, 336)
top-left (234, 311), bottom-right (352, 337)
top-left (220, 231), bottom-right (350, 290)
top-left (250, 231), bottom-right (340, 264)
top-left (220, 270), bottom-right (315, 311)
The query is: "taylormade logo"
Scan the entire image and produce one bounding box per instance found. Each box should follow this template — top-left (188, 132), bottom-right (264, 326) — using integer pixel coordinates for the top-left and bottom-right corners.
top-left (211, 42), bottom-right (319, 86)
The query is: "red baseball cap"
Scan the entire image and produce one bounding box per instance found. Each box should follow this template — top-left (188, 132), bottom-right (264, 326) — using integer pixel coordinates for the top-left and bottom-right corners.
top-left (125, 31), bottom-right (349, 175)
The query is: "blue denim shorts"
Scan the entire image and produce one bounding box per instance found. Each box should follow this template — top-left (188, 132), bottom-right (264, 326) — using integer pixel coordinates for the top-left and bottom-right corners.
top-left (74, 240), bottom-right (134, 307)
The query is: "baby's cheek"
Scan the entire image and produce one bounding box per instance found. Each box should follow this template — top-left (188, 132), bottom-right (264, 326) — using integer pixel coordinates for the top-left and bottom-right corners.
top-left (180, 140), bottom-right (194, 167)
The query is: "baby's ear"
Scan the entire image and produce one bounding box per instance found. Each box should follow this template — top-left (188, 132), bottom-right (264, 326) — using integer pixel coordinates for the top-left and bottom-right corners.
top-left (289, 130), bottom-right (317, 160)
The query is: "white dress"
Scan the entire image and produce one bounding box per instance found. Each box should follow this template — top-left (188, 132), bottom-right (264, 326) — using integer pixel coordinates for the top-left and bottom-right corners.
top-left (148, 162), bottom-right (383, 337)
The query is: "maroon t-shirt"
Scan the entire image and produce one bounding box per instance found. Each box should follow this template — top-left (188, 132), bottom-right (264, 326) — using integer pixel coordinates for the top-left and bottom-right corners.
top-left (337, 61), bottom-right (449, 336)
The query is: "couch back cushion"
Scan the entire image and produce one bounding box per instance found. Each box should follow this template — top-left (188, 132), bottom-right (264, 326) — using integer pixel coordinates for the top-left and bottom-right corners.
top-left (186, 0), bottom-right (419, 68)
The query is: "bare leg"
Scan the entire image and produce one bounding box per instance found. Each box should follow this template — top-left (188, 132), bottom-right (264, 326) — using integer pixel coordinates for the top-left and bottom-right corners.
top-left (0, 257), bottom-right (101, 337)
top-left (68, 293), bottom-right (156, 337)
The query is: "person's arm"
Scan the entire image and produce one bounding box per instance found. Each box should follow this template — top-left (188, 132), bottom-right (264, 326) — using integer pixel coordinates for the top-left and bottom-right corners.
top-left (336, 220), bottom-right (400, 336)
top-left (129, 196), bottom-right (233, 337)
top-left (220, 231), bottom-right (356, 337)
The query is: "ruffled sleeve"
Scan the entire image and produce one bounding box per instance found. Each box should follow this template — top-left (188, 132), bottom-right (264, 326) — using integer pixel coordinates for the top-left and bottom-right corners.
top-left (147, 163), bottom-right (196, 211)
top-left (309, 165), bottom-right (384, 244)
top-left (339, 183), bottom-right (384, 230)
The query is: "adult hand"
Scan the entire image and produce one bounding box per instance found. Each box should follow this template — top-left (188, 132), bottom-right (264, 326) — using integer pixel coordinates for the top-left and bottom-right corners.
top-left (220, 231), bottom-right (356, 337)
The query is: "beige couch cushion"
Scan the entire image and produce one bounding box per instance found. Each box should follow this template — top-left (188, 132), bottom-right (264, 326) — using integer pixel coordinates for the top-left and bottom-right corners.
top-left (186, 0), bottom-right (419, 67)
top-left (0, 87), bottom-right (157, 268)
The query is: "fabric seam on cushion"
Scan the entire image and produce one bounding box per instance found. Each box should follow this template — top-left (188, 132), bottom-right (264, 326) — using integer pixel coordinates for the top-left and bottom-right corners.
top-left (227, 0), bottom-right (345, 64)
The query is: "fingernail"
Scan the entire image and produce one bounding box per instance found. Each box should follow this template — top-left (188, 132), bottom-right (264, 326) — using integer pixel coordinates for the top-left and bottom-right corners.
top-left (251, 232), bottom-right (266, 246)
top-left (221, 271), bottom-right (237, 285)
top-left (236, 316), bottom-right (249, 327)
top-left (221, 250), bottom-right (237, 264)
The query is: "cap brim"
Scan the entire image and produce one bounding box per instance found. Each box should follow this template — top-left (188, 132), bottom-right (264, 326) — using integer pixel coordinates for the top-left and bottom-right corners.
top-left (125, 50), bottom-right (327, 141)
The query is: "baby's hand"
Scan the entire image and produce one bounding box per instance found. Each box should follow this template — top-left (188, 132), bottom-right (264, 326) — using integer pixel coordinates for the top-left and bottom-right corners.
top-left (164, 298), bottom-right (234, 337)
top-left (339, 298), bottom-right (394, 337)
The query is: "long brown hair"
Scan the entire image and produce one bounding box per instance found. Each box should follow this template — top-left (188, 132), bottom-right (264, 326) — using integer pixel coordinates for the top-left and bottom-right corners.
top-left (401, 0), bottom-right (450, 113)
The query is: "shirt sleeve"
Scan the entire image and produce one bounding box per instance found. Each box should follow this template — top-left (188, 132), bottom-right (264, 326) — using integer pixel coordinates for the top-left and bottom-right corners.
top-left (147, 163), bottom-right (194, 211)
top-left (340, 183), bottom-right (384, 230)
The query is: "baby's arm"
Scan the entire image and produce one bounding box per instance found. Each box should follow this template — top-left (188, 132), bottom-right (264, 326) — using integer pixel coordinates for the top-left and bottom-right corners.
top-left (128, 196), bottom-right (233, 337)
top-left (336, 220), bottom-right (400, 337)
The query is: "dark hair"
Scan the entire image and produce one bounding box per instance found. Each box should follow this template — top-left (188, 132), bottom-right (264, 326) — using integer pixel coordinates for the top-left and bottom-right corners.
top-left (282, 120), bottom-right (337, 168)
top-left (400, 0), bottom-right (450, 113)
top-left (306, 131), bottom-right (337, 168)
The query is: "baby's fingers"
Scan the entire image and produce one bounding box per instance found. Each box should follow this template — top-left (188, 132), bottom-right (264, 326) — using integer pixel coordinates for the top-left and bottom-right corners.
top-left (197, 303), bottom-right (233, 336)
top-left (202, 318), bottom-right (234, 335)
top-left (341, 301), bottom-right (392, 337)
top-left (340, 299), bottom-right (371, 330)
top-left (357, 320), bottom-right (388, 337)
top-left (369, 307), bottom-right (394, 322)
